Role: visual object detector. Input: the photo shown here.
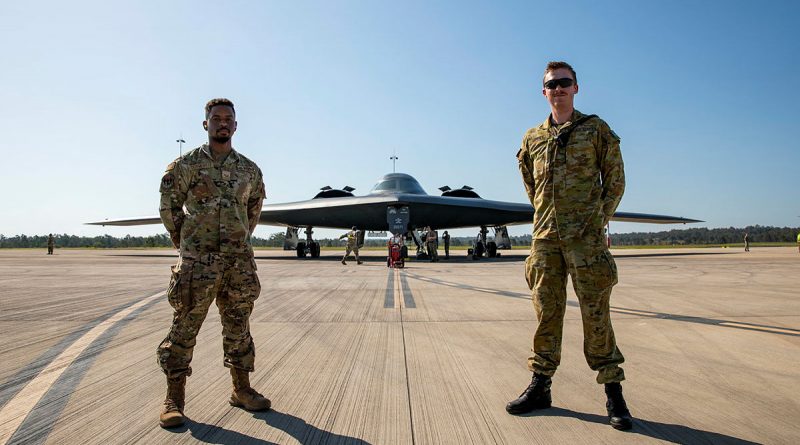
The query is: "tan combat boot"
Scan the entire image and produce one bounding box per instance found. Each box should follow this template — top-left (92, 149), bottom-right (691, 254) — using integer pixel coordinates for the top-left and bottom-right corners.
top-left (229, 368), bottom-right (271, 411)
top-left (159, 375), bottom-right (186, 428)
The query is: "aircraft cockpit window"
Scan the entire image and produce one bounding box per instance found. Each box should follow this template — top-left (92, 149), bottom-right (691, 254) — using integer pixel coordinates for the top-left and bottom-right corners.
top-left (369, 175), bottom-right (426, 195)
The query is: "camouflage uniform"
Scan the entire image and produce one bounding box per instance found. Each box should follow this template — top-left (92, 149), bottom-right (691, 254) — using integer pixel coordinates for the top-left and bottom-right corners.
top-left (157, 144), bottom-right (266, 378)
top-left (47, 235), bottom-right (54, 255)
top-left (340, 230), bottom-right (360, 263)
top-left (517, 110), bottom-right (626, 384)
top-left (426, 229), bottom-right (439, 261)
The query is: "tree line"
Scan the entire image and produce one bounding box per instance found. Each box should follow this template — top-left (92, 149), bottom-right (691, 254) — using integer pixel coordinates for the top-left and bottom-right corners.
top-left (2, 226), bottom-right (798, 249)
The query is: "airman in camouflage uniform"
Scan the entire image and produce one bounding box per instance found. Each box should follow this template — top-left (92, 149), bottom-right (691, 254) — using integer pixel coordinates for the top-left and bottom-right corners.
top-left (156, 98), bottom-right (270, 429)
top-left (340, 226), bottom-right (362, 265)
top-left (506, 62), bottom-right (633, 431)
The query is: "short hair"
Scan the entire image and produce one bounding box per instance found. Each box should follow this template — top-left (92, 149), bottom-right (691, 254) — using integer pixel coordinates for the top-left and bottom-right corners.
top-left (205, 98), bottom-right (235, 118)
top-left (543, 61), bottom-right (577, 86)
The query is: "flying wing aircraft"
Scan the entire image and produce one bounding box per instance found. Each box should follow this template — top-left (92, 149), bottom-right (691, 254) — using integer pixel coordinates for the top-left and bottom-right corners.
top-left (88, 172), bottom-right (702, 258)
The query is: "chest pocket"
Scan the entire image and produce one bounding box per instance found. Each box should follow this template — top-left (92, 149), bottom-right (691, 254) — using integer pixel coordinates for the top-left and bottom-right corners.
top-left (232, 168), bottom-right (253, 203)
top-left (189, 168), bottom-right (219, 203)
top-left (530, 140), bottom-right (550, 183)
top-left (566, 127), bottom-right (600, 174)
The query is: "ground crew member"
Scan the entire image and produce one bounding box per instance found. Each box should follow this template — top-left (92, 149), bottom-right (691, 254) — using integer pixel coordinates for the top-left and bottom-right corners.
top-left (443, 230), bottom-right (451, 259)
top-left (426, 226), bottom-right (439, 262)
top-left (47, 234), bottom-right (54, 255)
top-left (156, 98), bottom-right (270, 428)
top-left (797, 232), bottom-right (800, 253)
top-left (744, 232), bottom-right (750, 252)
top-left (508, 61), bottom-right (632, 430)
top-left (340, 226), bottom-right (362, 264)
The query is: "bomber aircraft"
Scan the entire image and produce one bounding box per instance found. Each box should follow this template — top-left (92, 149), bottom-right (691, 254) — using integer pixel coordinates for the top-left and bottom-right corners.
top-left (88, 172), bottom-right (701, 258)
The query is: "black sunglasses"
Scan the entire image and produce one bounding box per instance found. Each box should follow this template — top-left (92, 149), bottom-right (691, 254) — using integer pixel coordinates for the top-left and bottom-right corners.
top-left (543, 77), bottom-right (575, 89)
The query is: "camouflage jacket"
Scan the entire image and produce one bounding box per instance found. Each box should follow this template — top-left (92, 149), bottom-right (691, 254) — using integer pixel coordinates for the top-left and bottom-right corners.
top-left (517, 110), bottom-right (625, 240)
top-left (159, 144), bottom-right (266, 258)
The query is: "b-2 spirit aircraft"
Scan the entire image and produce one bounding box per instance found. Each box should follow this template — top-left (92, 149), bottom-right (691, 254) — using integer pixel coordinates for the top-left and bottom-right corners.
top-left (89, 172), bottom-right (701, 259)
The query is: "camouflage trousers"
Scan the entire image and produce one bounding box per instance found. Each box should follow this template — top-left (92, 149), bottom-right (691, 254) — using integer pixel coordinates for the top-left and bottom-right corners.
top-left (426, 241), bottom-right (438, 261)
top-left (524, 233), bottom-right (625, 384)
top-left (343, 245), bottom-right (360, 262)
top-left (157, 253), bottom-right (261, 378)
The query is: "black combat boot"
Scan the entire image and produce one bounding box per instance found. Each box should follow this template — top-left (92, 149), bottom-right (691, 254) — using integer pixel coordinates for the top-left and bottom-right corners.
top-left (506, 373), bottom-right (552, 414)
top-left (605, 382), bottom-right (633, 430)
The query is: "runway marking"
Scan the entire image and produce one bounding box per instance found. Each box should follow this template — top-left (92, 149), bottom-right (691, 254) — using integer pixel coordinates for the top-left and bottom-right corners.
top-left (384, 269), bottom-right (395, 308)
top-left (0, 291), bottom-right (164, 445)
top-left (386, 269), bottom-right (414, 309)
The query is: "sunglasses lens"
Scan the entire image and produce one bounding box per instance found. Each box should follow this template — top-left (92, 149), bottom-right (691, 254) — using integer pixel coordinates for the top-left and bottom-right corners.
top-left (545, 78), bottom-right (573, 89)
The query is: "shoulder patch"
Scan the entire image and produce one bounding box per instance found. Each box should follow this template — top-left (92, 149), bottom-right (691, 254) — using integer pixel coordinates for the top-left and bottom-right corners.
top-left (161, 173), bottom-right (174, 189)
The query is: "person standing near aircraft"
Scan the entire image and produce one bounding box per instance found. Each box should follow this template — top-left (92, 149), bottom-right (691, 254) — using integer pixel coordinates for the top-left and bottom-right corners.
top-left (743, 232), bottom-right (750, 252)
top-left (47, 234), bottom-right (54, 255)
top-left (509, 61), bottom-right (632, 430)
top-left (426, 226), bottom-right (439, 262)
top-left (796, 232), bottom-right (800, 253)
top-left (443, 230), bottom-right (451, 259)
top-left (156, 98), bottom-right (270, 428)
top-left (340, 226), bottom-right (362, 265)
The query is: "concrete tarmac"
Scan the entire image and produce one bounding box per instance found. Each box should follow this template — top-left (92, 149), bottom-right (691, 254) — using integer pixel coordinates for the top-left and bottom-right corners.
top-left (0, 247), bottom-right (798, 444)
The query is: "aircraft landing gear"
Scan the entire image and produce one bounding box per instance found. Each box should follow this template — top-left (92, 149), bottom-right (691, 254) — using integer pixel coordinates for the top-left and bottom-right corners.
top-left (296, 227), bottom-right (321, 258)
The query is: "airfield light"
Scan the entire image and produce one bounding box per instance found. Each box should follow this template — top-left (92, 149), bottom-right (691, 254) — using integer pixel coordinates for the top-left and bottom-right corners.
top-left (176, 137), bottom-right (186, 156)
top-left (390, 154), bottom-right (399, 172)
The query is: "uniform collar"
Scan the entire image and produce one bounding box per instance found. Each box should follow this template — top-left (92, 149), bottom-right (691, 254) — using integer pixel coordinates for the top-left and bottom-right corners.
top-left (542, 109), bottom-right (584, 130)
top-left (200, 143), bottom-right (241, 165)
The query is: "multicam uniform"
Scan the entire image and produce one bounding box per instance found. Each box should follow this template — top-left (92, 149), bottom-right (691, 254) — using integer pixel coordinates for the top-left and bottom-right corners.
top-left (157, 144), bottom-right (266, 378)
top-left (426, 229), bottom-right (439, 261)
top-left (517, 109), bottom-right (626, 384)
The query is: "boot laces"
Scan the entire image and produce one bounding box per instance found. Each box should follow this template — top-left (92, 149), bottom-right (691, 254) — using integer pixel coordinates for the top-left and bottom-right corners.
top-left (521, 376), bottom-right (549, 397)
top-left (164, 398), bottom-right (181, 412)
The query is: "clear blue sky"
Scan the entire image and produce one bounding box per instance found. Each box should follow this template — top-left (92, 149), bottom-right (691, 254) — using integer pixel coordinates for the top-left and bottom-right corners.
top-left (2, 0), bottom-right (798, 240)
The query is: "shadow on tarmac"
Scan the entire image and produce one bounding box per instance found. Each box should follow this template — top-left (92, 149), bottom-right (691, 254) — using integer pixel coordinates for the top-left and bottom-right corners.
top-left (107, 250), bottom-right (729, 261)
top-left (521, 407), bottom-right (760, 444)
top-left (173, 410), bottom-right (372, 444)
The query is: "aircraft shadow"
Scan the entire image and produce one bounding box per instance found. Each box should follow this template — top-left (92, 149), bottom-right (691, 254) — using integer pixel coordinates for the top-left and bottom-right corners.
top-left (520, 407), bottom-right (759, 444)
top-left (254, 253), bottom-right (528, 263)
top-left (175, 409), bottom-right (372, 444)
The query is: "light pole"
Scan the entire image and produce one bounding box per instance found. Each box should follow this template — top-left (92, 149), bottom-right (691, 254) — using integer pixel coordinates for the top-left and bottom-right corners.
top-left (176, 137), bottom-right (185, 156)
top-left (390, 154), bottom-right (398, 173)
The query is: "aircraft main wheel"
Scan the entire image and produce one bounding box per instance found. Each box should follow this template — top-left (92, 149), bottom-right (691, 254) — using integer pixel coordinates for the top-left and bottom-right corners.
top-left (474, 242), bottom-right (485, 258)
top-left (487, 241), bottom-right (497, 258)
top-left (296, 242), bottom-right (306, 258)
top-left (310, 242), bottom-right (320, 258)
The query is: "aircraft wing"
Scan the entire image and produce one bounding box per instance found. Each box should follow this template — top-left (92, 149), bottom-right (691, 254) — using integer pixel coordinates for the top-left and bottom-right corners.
top-left (86, 216), bottom-right (163, 226)
top-left (86, 197), bottom-right (701, 229)
top-left (257, 194), bottom-right (534, 230)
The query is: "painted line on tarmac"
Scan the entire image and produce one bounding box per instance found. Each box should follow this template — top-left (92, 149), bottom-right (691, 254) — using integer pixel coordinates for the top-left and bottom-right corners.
top-left (399, 270), bottom-right (415, 309)
top-left (384, 269), bottom-right (395, 308)
top-left (0, 291), bottom-right (164, 445)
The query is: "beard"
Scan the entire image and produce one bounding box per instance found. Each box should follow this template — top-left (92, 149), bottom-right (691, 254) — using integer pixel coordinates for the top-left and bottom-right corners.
top-left (211, 135), bottom-right (231, 143)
